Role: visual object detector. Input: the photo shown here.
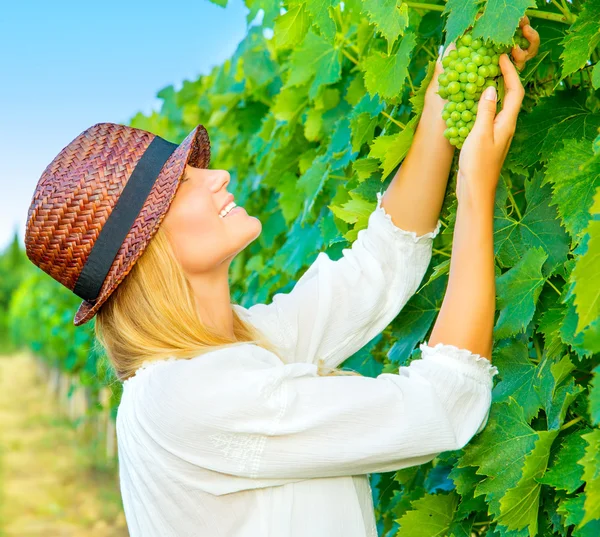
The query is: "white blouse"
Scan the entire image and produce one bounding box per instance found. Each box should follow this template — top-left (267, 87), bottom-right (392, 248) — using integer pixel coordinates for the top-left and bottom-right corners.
top-left (115, 190), bottom-right (499, 537)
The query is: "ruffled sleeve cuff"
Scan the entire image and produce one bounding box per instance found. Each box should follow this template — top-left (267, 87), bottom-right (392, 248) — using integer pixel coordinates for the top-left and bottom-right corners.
top-left (373, 190), bottom-right (442, 243)
top-left (419, 341), bottom-right (499, 386)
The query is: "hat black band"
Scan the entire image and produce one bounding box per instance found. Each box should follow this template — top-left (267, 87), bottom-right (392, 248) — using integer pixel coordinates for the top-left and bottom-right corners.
top-left (73, 135), bottom-right (179, 303)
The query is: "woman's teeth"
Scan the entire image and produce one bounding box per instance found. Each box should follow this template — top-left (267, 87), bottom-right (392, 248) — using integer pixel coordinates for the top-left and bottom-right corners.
top-left (219, 201), bottom-right (237, 218)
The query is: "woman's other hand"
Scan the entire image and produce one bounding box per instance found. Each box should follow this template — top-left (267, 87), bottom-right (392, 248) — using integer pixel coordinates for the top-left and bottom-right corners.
top-left (456, 54), bottom-right (525, 209)
top-left (512, 16), bottom-right (540, 71)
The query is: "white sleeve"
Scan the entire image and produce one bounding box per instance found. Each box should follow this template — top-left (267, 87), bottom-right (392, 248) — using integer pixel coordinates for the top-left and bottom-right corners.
top-left (233, 190), bottom-right (442, 370)
top-left (144, 342), bottom-right (498, 486)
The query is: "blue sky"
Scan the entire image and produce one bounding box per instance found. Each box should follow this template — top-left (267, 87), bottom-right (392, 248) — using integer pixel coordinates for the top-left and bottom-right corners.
top-left (0, 0), bottom-right (255, 252)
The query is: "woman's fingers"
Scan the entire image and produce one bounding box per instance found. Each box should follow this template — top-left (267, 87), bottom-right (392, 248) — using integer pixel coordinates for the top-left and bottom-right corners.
top-left (494, 54), bottom-right (525, 142)
top-left (522, 24), bottom-right (540, 59)
top-left (511, 21), bottom-right (540, 70)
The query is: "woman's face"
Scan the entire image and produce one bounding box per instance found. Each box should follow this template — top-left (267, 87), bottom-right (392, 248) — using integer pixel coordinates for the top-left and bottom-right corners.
top-left (162, 165), bottom-right (262, 273)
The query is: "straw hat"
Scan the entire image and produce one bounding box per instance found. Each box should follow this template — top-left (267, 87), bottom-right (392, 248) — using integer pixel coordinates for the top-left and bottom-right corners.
top-left (24, 122), bottom-right (211, 326)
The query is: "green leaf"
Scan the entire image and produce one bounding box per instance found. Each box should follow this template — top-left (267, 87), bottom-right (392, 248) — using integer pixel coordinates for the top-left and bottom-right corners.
top-left (207, 0), bottom-right (227, 6)
top-left (590, 364), bottom-right (600, 426)
top-left (305, 0), bottom-right (338, 43)
top-left (442, 0), bottom-right (479, 44)
top-left (489, 340), bottom-right (542, 423)
top-left (508, 90), bottom-right (600, 169)
top-left (543, 139), bottom-right (600, 242)
top-left (458, 398), bottom-right (538, 515)
top-left (361, 0), bottom-right (409, 56)
top-left (362, 32), bottom-right (417, 100)
top-left (494, 246), bottom-right (548, 340)
top-left (593, 62), bottom-right (600, 90)
top-left (369, 115), bottom-right (419, 179)
top-left (556, 492), bottom-right (600, 537)
top-left (538, 429), bottom-right (591, 492)
top-left (571, 187), bottom-right (600, 333)
top-left (560, 0), bottom-right (600, 78)
top-left (395, 491), bottom-right (460, 537)
top-left (297, 152), bottom-right (329, 223)
top-left (578, 429), bottom-right (600, 528)
top-left (497, 429), bottom-right (560, 535)
top-left (471, 0), bottom-right (536, 45)
top-left (389, 275), bottom-right (448, 365)
top-left (534, 354), bottom-right (584, 430)
top-left (284, 30), bottom-right (342, 99)
top-left (273, 3), bottom-right (311, 50)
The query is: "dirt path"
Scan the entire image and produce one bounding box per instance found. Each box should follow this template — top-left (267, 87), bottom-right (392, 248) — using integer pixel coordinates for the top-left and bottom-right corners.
top-left (0, 351), bottom-right (129, 536)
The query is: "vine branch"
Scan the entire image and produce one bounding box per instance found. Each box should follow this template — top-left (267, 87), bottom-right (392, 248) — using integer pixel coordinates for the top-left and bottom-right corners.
top-left (403, 2), bottom-right (576, 24)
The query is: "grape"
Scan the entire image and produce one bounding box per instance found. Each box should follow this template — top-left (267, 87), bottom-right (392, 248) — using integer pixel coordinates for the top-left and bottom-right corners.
top-left (437, 23), bottom-right (529, 150)
top-left (447, 81), bottom-right (461, 94)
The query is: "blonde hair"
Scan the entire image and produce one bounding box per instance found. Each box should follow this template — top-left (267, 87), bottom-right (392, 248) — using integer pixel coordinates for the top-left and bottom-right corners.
top-left (94, 223), bottom-right (362, 382)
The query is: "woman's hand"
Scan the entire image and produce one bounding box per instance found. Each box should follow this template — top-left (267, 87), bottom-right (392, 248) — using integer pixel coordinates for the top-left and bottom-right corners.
top-left (511, 16), bottom-right (540, 71)
top-left (456, 54), bottom-right (525, 209)
top-left (425, 15), bottom-right (540, 107)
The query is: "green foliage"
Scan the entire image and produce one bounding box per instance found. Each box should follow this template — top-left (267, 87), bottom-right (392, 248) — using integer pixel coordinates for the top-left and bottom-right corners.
top-left (9, 0), bottom-right (600, 535)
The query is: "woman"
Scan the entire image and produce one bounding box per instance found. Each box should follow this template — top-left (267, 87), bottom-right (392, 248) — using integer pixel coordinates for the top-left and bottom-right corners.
top-left (24, 20), bottom-right (539, 537)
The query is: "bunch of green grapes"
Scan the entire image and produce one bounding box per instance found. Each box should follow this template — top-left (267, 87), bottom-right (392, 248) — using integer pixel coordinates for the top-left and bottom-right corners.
top-left (437, 27), bottom-right (528, 149)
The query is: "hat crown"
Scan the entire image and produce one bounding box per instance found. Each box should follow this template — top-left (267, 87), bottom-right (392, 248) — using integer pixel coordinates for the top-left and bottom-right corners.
top-left (25, 122), bottom-right (156, 293)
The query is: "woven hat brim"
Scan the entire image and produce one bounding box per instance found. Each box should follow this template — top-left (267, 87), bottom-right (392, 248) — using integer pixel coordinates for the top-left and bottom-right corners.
top-left (73, 124), bottom-right (211, 326)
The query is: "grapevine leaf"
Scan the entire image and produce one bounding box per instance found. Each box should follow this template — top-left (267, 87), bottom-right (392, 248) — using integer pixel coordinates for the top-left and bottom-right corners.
top-left (362, 32), bottom-right (417, 101)
top-left (244, 0), bottom-right (280, 28)
top-left (305, 0), bottom-right (337, 43)
top-left (369, 115), bottom-right (419, 179)
top-left (388, 275), bottom-right (448, 365)
top-left (471, 0), bottom-right (536, 45)
top-left (537, 290), bottom-right (568, 361)
top-left (272, 215), bottom-right (325, 277)
top-left (409, 59), bottom-right (436, 116)
top-left (489, 340), bottom-right (542, 423)
top-left (560, 0), bottom-right (600, 78)
top-left (578, 429), bottom-right (600, 528)
top-left (534, 354), bottom-right (584, 430)
top-left (457, 398), bottom-right (538, 515)
top-left (543, 140), bottom-right (600, 244)
top-left (538, 428), bottom-right (591, 492)
top-left (284, 30), bottom-right (342, 99)
top-left (593, 62), bottom-right (600, 90)
top-left (493, 173), bottom-right (569, 275)
top-left (207, 0), bottom-right (227, 6)
top-left (350, 112), bottom-right (378, 153)
top-left (508, 91), bottom-right (600, 169)
top-left (571, 187), bottom-right (600, 333)
top-left (297, 153), bottom-right (329, 223)
top-left (560, 292), bottom-right (593, 359)
top-left (442, 0), bottom-right (479, 44)
top-left (273, 3), bottom-right (311, 50)
top-left (361, 0), bottom-right (409, 56)
top-left (395, 491), bottom-right (459, 537)
top-left (557, 493), bottom-right (600, 537)
top-left (590, 365), bottom-right (600, 426)
top-left (497, 429), bottom-right (560, 535)
top-left (519, 171), bottom-right (570, 275)
top-left (494, 246), bottom-right (548, 340)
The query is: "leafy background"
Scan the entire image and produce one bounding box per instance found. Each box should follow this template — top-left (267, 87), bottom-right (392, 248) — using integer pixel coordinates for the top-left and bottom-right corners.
top-left (3, 0), bottom-right (599, 535)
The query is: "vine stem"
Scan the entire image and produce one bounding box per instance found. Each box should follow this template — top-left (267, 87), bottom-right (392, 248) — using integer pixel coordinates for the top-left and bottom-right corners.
top-left (546, 279), bottom-right (562, 296)
top-left (432, 248), bottom-right (451, 257)
top-left (341, 48), bottom-right (359, 65)
top-left (381, 110), bottom-right (406, 129)
top-left (559, 415), bottom-right (584, 432)
top-left (403, 2), bottom-right (575, 24)
top-left (506, 188), bottom-right (523, 220)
